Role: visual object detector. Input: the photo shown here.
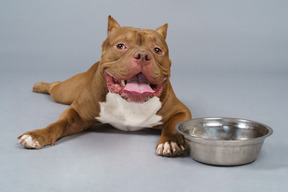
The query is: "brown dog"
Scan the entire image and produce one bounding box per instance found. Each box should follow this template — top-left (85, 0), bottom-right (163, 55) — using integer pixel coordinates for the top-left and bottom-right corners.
top-left (18, 16), bottom-right (191, 157)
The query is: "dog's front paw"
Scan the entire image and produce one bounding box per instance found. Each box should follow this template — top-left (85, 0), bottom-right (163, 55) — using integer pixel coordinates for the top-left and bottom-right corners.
top-left (18, 134), bottom-right (41, 149)
top-left (156, 131), bottom-right (188, 157)
top-left (18, 130), bottom-right (55, 149)
top-left (156, 141), bottom-right (187, 157)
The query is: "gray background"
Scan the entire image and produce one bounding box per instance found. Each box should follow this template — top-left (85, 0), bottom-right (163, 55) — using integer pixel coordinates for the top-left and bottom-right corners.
top-left (1, 0), bottom-right (287, 191)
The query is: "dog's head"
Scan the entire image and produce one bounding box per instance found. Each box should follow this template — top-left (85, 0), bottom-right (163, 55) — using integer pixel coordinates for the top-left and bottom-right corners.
top-left (100, 16), bottom-right (171, 103)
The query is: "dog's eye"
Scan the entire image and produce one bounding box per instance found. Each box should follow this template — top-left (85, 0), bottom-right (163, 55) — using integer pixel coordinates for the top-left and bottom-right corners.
top-left (116, 43), bottom-right (127, 50)
top-left (154, 47), bottom-right (163, 55)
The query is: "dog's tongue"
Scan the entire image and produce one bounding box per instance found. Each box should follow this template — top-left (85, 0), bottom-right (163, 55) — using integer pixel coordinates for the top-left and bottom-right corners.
top-left (123, 73), bottom-right (154, 94)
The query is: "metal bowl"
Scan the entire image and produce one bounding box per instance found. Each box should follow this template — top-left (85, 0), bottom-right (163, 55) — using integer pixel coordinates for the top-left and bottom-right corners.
top-left (176, 117), bottom-right (273, 166)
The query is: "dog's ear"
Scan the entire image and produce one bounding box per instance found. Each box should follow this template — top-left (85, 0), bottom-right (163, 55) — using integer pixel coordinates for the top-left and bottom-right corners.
top-left (156, 23), bottom-right (168, 39)
top-left (108, 15), bottom-right (120, 34)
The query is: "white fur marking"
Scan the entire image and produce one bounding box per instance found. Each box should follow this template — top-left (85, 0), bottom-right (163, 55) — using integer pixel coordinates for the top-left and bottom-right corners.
top-left (25, 135), bottom-right (33, 146)
top-left (21, 135), bottom-right (33, 147)
top-left (20, 135), bottom-right (29, 141)
top-left (96, 92), bottom-right (162, 131)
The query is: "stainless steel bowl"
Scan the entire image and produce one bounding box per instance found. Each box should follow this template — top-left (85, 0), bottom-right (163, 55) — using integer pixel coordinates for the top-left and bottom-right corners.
top-left (176, 117), bottom-right (273, 166)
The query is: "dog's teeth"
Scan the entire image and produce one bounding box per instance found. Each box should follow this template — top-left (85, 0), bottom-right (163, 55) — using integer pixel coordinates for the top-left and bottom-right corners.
top-left (121, 80), bottom-right (126, 86)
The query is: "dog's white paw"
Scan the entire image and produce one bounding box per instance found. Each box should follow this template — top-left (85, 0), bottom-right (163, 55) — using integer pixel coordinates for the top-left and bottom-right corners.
top-left (18, 135), bottom-right (41, 149)
top-left (156, 141), bottom-right (186, 157)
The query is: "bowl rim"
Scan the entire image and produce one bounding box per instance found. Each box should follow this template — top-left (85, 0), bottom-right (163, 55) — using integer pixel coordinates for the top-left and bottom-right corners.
top-left (175, 117), bottom-right (273, 145)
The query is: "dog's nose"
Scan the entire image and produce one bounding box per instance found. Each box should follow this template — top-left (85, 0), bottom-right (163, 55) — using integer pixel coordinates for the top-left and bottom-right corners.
top-left (133, 51), bottom-right (151, 65)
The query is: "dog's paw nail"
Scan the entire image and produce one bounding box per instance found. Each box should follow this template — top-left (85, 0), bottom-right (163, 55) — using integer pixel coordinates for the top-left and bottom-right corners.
top-left (163, 142), bottom-right (171, 155)
top-left (171, 142), bottom-right (180, 154)
top-left (156, 143), bottom-right (164, 155)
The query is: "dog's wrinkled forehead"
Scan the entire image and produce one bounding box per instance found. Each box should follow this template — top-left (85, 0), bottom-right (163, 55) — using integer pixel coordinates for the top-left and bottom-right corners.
top-left (108, 27), bottom-right (168, 51)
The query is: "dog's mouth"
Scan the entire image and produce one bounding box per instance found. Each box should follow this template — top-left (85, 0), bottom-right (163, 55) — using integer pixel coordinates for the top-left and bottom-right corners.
top-left (104, 71), bottom-right (165, 103)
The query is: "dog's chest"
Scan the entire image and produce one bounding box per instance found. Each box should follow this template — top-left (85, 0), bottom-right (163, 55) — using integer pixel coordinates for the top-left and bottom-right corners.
top-left (96, 92), bottom-right (163, 131)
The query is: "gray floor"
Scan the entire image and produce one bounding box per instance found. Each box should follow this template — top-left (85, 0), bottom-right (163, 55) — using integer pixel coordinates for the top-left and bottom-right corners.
top-left (1, 1), bottom-right (288, 192)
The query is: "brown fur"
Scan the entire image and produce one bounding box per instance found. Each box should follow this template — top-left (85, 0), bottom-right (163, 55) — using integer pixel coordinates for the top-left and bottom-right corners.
top-left (18, 16), bottom-right (191, 157)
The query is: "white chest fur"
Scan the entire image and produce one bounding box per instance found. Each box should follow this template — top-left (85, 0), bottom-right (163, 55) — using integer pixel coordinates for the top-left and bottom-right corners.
top-left (96, 92), bottom-right (163, 131)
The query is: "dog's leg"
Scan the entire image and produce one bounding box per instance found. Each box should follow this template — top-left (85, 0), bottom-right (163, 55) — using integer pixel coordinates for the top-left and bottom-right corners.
top-left (32, 62), bottom-right (99, 105)
top-left (33, 73), bottom-right (87, 105)
top-left (156, 112), bottom-right (190, 157)
top-left (18, 106), bottom-right (88, 149)
top-left (33, 81), bottom-right (61, 94)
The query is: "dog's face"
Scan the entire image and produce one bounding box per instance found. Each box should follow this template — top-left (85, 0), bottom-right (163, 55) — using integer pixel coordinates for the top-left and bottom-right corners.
top-left (100, 16), bottom-right (171, 103)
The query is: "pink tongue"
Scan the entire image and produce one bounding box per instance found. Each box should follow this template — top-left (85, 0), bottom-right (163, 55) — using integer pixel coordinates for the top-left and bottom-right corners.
top-left (123, 73), bottom-right (155, 94)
